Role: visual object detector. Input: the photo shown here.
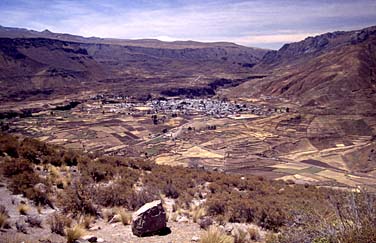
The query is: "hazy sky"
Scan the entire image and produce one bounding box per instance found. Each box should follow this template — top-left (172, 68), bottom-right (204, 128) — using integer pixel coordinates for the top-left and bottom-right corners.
top-left (0, 0), bottom-right (376, 49)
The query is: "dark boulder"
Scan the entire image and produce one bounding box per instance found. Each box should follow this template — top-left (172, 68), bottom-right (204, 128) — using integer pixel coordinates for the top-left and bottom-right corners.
top-left (131, 200), bottom-right (167, 237)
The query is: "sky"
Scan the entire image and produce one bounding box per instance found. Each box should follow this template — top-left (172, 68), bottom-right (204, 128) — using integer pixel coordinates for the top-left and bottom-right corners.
top-left (0, 0), bottom-right (376, 49)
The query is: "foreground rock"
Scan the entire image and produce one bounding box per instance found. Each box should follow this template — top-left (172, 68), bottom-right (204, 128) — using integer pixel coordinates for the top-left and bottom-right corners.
top-left (131, 200), bottom-right (167, 237)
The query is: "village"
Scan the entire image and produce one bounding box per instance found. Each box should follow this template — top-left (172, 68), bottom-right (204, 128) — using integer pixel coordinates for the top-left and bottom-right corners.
top-left (87, 95), bottom-right (280, 118)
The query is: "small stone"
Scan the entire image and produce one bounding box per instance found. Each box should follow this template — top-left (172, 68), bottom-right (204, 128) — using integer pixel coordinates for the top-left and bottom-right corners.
top-left (224, 223), bottom-right (233, 233)
top-left (198, 217), bottom-right (213, 230)
top-left (34, 183), bottom-right (48, 194)
top-left (97, 238), bottom-right (104, 243)
top-left (191, 236), bottom-right (200, 242)
top-left (82, 235), bottom-right (97, 242)
top-left (88, 237), bottom-right (97, 243)
top-left (177, 216), bottom-right (189, 223)
top-left (89, 225), bottom-right (101, 231)
top-left (108, 214), bottom-right (121, 224)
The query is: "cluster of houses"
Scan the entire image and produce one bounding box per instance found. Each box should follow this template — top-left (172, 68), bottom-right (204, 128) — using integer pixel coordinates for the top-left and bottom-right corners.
top-left (90, 96), bottom-right (276, 118)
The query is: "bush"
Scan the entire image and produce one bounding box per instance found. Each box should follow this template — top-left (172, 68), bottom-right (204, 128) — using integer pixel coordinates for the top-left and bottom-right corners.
top-left (163, 180), bottom-right (179, 199)
top-left (25, 188), bottom-right (52, 207)
top-left (59, 179), bottom-right (98, 217)
top-left (257, 206), bottom-right (286, 231)
top-left (0, 133), bottom-right (19, 157)
top-left (2, 158), bottom-right (33, 177)
top-left (9, 171), bottom-right (41, 194)
top-left (200, 226), bottom-right (234, 243)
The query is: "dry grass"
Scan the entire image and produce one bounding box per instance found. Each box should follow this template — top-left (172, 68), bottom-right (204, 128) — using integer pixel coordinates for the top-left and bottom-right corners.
top-left (200, 226), bottom-right (234, 243)
top-left (66, 225), bottom-right (86, 243)
top-left (79, 215), bottom-right (95, 229)
top-left (248, 227), bottom-right (260, 241)
top-left (234, 228), bottom-right (248, 243)
top-left (48, 165), bottom-right (60, 178)
top-left (190, 205), bottom-right (206, 223)
top-left (169, 212), bottom-right (178, 222)
top-left (49, 213), bottom-right (72, 236)
top-left (0, 212), bottom-right (9, 228)
top-left (265, 232), bottom-right (279, 243)
top-left (37, 205), bottom-right (43, 214)
top-left (117, 208), bottom-right (132, 225)
top-left (102, 208), bottom-right (116, 222)
top-left (17, 203), bottom-right (30, 215)
top-left (0, 205), bottom-right (8, 227)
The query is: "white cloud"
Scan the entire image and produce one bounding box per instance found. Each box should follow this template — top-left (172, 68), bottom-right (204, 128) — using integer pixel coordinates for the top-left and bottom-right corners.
top-left (234, 33), bottom-right (321, 45)
top-left (0, 0), bottom-right (376, 49)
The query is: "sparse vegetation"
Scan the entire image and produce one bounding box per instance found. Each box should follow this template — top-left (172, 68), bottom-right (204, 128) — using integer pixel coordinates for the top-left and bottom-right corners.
top-left (1, 132), bottom-right (376, 242)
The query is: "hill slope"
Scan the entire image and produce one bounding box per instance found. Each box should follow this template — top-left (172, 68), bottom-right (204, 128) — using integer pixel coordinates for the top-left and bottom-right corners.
top-left (226, 26), bottom-right (376, 114)
top-left (0, 26), bottom-right (268, 103)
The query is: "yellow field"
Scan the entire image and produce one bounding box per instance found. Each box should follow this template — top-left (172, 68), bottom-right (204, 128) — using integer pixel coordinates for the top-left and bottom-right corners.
top-left (182, 146), bottom-right (224, 159)
top-left (270, 162), bottom-right (311, 170)
top-left (317, 170), bottom-right (358, 187)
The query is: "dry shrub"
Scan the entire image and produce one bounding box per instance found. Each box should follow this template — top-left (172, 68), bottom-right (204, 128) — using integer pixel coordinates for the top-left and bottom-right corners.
top-left (26, 216), bottom-right (42, 228)
top-left (59, 178), bottom-right (98, 217)
top-left (0, 132), bottom-right (19, 157)
top-left (49, 213), bottom-right (72, 236)
top-left (66, 224), bottom-right (86, 243)
top-left (16, 221), bottom-right (27, 233)
top-left (278, 190), bottom-right (376, 243)
top-left (200, 225), bottom-right (234, 243)
top-left (2, 158), bottom-right (33, 177)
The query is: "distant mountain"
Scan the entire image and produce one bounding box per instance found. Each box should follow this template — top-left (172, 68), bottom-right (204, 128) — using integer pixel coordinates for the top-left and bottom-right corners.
top-left (0, 25), bottom-right (266, 53)
top-left (0, 26), bottom-right (268, 102)
top-left (226, 25), bottom-right (376, 114)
